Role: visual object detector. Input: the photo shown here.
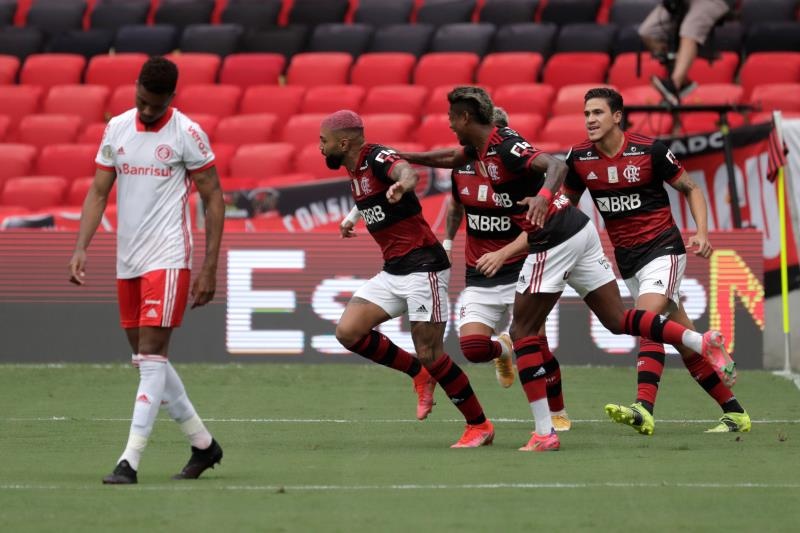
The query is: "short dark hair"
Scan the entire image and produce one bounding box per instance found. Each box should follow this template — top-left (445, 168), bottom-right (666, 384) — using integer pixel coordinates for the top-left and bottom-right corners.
top-left (584, 87), bottom-right (624, 114)
top-left (448, 86), bottom-right (494, 125)
top-left (138, 56), bottom-right (178, 95)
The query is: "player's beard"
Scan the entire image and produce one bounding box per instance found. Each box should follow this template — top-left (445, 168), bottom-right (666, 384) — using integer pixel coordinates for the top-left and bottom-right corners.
top-left (325, 152), bottom-right (344, 170)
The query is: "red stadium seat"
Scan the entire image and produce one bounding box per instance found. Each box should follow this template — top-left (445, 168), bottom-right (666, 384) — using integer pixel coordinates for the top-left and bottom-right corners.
top-left (294, 143), bottom-right (344, 179)
top-left (0, 143), bottom-right (37, 187)
top-left (77, 122), bottom-right (108, 145)
top-left (740, 53), bottom-right (800, 99)
top-left (413, 52), bottom-right (479, 90)
top-left (0, 115), bottom-right (8, 141)
top-left (678, 112), bottom-right (745, 135)
top-left (286, 52), bottom-right (353, 87)
top-left (35, 144), bottom-right (97, 180)
top-left (215, 114), bottom-right (278, 145)
top-left (301, 85), bottom-right (366, 114)
top-left (0, 85), bottom-right (43, 134)
top-left (0, 206), bottom-right (32, 225)
top-left (620, 85), bottom-right (662, 105)
top-left (173, 84), bottom-right (242, 117)
top-left (220, 176), bottom-right (258, 192)
top-left (361, 85), bottom-right (428, 116)
top-left (477, 53), bottom-right (543, 88)
top-left (107, 85), bottom-right (136, 118)
top-left (43, 84), bottom-right (110, 125)
top-left (209, 142), bottom-right (236, 177)
top-left (553, 83), bottom-right (617, 115)
top-left (625, 113), bottom-right (674, 137)
top-left (85, 54), bottom-right (148, 91)
top-left (20, 54), bottom-right (86, 91)
top-left (350, 53), bottom-right (417, 88)
top-left (182, 113), bottom-right (219, 139)
top-left (280, 113), bottom-right (328, 149)
top-left (1, 176), bottom-right (69, 210)
top-left (219, 53), bottom-right (285, 88)
top-left (751, 83), bottom-right (800, 112)
top-left (506, 113), bottom-right (545, 141)
top-left (17, 114), bottom-right (82, 147)
top-left (230, 143), bottom-right (296, 179)
top-left (538, 115), bottom-right (588, 149)
top-left (424, 84), bottom-right (459, 115)
top-left (493, 84), bottom-right (555, 117)
top-left (165, 53), bottom-right (221, 90)
top-left (687, 52), bottom-right (739, 84)
top-left (531, 141), bottom-right (564, 153)
top-left (682, 83), bottom-right (743, 105)
top-left (542, 52), bottom-right (610, 90)
top-left (608, 53), bottom-right (667, 89)
top-left (66, 177), bottom-right (118, 207)
top-left (255, 173), bottom-right (317, 190)
top-left (240, 85), bottom-right (306, 124)
top-left (361, 114), bottom-right (416, 144)
top-left (0, 55), bottom-right (20, 84)
top-left (415, 115), bottom-right (457, 147)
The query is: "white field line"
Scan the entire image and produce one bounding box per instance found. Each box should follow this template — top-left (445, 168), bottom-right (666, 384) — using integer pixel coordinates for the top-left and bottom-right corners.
top-left (772, 370), bottom-right (800, 392)
top-left (2, 417), bottom-right (799, 424)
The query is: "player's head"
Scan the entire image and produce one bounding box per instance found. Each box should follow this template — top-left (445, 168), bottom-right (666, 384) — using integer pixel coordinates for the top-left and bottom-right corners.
top-left (447, 86), bottom-right (494, 145)
top-left (583, 87), bottom-right (624, 142)
top-left (319, 110), bottom-right (364, 169)
top-left (136, 56), bottom-right (178, 125)
top-left (492, 106), bottom-right (509, 128)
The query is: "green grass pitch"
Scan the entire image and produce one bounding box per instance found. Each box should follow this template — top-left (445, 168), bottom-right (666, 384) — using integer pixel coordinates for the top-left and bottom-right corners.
top-left (2, 363), bottom-right (799, 532)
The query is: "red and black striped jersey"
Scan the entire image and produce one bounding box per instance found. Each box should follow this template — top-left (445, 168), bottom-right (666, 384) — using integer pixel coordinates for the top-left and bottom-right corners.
top-left (348, 143), bottom-right (449, 275)
top-left (564, 132), bottom-right (686, 278)
top-left (464, 126), bottom-right (588, 253)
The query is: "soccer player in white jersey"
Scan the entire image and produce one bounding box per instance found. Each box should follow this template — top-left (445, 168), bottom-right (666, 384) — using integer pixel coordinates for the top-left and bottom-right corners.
top-left (69, 57), bottom-right (225, 484)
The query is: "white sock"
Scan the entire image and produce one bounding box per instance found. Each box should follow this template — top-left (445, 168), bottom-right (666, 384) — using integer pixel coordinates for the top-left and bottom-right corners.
top-left (161, 362), bottom-right (213, 449)
top-left (530, 398), bottom-right (553, 436)
top-left (118, 357), bottom-right (167, 471)
top-left (682, 330), bottom-right (703, 354)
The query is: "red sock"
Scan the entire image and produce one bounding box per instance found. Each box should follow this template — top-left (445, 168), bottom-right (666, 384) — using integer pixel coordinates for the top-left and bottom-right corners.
top-left (636, 340), bottom-right (665, 412)
top-left (540, 337), bottom-right (564, 412)
top-left (429, 353), bottom-right (486, 425)
top-left (348, 331), bottom-right (421, 377)
top-left (683, 352), bottom-right (737, 408)
top-left (622, 309), bottom-right (688, 347)
top-left (514, 336), bottom-right (546, 403)
top-left (460, 334), bottom-right (500, 363)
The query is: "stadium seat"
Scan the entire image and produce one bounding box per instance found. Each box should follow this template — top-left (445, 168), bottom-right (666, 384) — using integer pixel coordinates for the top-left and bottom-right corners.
top-left (491, 23), bottom-right (557, 56)
top-left (239, 25), bottom-right (309, 59)
top-left (682, 83), bottom-right (743, 105)
top-left (307, 23), bottom-right (373, 56)
top-left (294, 143), bottom-right (343, 179)
top-left (361, 85), bottom-right (428, 115)
top-left (164, 53), bottom-right (221, 90)
top-left (415, 115), bottom-right (456, 147)
top-left (280, 113), bottom-right (327, 149)
top-left (740, 0), bottom-right (798, 27)
top-left (609, 0), bottom-right (657, 26)
top-left (180, 24), bottom-right (243, 56)
top-left (740, 53), bottom-right (800, 99)
top-left (424, 84), bottom-right (460, 115)
top-left (154, 0), bottom-right (215, 31)
top-left (368, 23), bottom-right (435, 57)
top-left (43, 85), bottom-right (110, 125)
top-left (35, 144), bottom-right (97, 180)
top-left (0, 115), bottom-right (8, 141)
top-left (0, 144), bottom-right (38, 186)
top-left (230, 143), bottom-right (296, 178)
top-left (430, 23), bottom-right (496, 56)
top-left (506, 113), bottom-right (544, 141)
top-left (0, 27), bottom-right (43, 61)
top-left (701, 20), bottom-right (743, 55)
top-left (612, 24), bottom-right (645, 55)
top-left (286, 53), bottom-right (352, 87)
top-left (66, 177), bottom-right (118, 207)
top-left (541, 0), bottom-right (600, 24)
top-left (85, 53), bottom-right (147, 91)
top-left (1, 176), bottom-right (69, 210)
top-left (115, 24), bottom-right (178, 55)
top-left (556, 23), bottom-right (617, 54)
top-left (413, 52), bottom-right (479, 90)
top-left (20, 54), bottom-right (85, 91)
top-left (0, 55), bottom-right (19, 84)
top-left (90, 0), bottom-right (150, 31)
top-left (17, 114), bottom-right (83, 147)
top-left (25, 1), bottom-right (85, 39)
top-left (542, 52), bottom-right (610, 90)
top-left (240, 85), bottom-right (306, 123)
top-left (361, 114), bottom-right (417, 144)
top-left (219, 53), bottom-right (285, 89)
top-left (173, 84), bottom-right (242, 118)
top-left (48, 30), bottom-right (114, 59)
top-left (750, 83), bottom-right (800, 113)
top-left (0, 85), bottom-right (43, 134)
top-left (608, 53), bottom-right (667, 89)
top-left (538, 114), bottom-right (587, 148)
top-left (77, 122), bottom-right (108, 145)
top-left (687, 52), bottom-right (739, 84)
top-left (479, 0), bottom-right (539, 26)
top-left (355, 0), bottom-right (414, 27)
top-left (0, 1), bottom-right (14, 26)
top-left (417, 0), bottom-right (477, 25)
top-left (678, 112), bottom-right (745, 135)
top-left (625, 112), bottom-right (673, 136)
top-left (205, 142), bottom-right (234, 177)
top-left (107, 84), bottom-right (136, 118)
top-left (745, 22), bottom-right (800, 54)
top-left (552, 83), bottom-right (616, 115)
top-left (183, 113), bottom-right (219, 139)
top-left (301, 85), bottom-right (366, 114)
top-left (620, 84), bottom-right (662, 105)
top-left (351, 53), bottom-right (417, 88)
top-left (288, 0), bottom-right (349, 26)
top-left (476, 52), bottom-right (543, 87)
top-left (221, 0), bottom-right (281, 31)
top-left (493, 83), bottom-right (554, 116)
top-left (215, 114), bottom-right (278, 145)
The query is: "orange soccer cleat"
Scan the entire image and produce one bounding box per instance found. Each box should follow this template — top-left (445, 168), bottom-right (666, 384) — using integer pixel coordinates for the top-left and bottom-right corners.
top-left (450, 420), bottom-right (495, 448)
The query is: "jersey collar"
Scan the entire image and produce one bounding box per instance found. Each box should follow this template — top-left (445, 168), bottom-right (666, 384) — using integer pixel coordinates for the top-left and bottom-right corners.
top-left (478, 126), bottom-right (500, 159)
top-left (136, 107), bottom-right (174, 133)
top-left (596, 130), bottom-right (628, 161)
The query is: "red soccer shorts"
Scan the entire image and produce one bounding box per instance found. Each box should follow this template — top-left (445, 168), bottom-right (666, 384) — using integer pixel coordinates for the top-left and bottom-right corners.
top-left (117, 269), bottom-right (191, 328)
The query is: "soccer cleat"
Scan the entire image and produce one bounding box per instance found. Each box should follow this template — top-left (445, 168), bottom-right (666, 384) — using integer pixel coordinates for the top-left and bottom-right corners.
top-left (102, 460), bottom-right (137, 485)
top-left (705, 411), bottom-right (751, 433)
top-left (551, 410), bottom-right (572, 432)
top-left (519, 429), bottom-right (560, 452)
top-left (450, 420), bottom-right (495, 448)
top-left (172, 439), bottom-right (223, 480)
top-left (701, 330), bottom-right (737, 388)
top-left (494, 333), bottom-right (515, 388)
top-left (605, 402), bottom-right (655, 435)
top-left (413, 368), bottom-right (436, 420)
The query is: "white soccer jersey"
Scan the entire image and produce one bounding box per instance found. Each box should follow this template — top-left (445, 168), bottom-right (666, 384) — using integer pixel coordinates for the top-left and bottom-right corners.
top-left (95, 107), bottom-right (215, 279)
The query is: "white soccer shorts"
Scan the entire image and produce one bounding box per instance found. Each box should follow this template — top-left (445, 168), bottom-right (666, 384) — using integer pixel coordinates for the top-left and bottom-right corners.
top-left (623, 253), bottom-right (686, 312)
top-left (353, 268), bottom-right (450, 322)
top-left (457, 282), bottom-right (516, 331)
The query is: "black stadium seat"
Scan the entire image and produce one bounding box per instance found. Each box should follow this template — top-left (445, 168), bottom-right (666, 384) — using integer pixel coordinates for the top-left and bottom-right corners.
top-left (288, 0), bottom-right (349, 26)
top-left (154, 0), bottom-right (215, 31)
top-left (26, 1), bottom-right (86, 40)
top-left (417, 0), bottom-right (477, 26)
top-left (555, 23), bottom-right (616, 54)
top-left (541, 0), bottom-right (600, 25)
top-left (479, 0), bottom-right (539, 26)
top-left (90, 1), bottom-right (150, 31)
top-left (368, 23), bottom-right (435, 57)
top-left (612, 24), bottom-right (644, 55)
top-left (431, 23), bottom-right (496, 56)
top-left (491, 23), bottom-right (557, 57)
top-left (307, 23), bottom-right (374, 57)
top-left (608, 0), bottom-right (658, 27)
top-left (240, 25), bottom-right (309, 59)
top-left (354, 0), bottom-right (414, 27)
top-left (745, 21), bottom-right (800, 53)
top-left (0, 27), bottom-right (44, 60)
top-left (48, 29), bottom-right (114, 58)
top-left (221, 0), bottom-right (282, 31)
top-left (115, 24), bottom-right (179, 56)
top-left (180, 24), bottom-right (243, 56)
top-left (741, 0), bottom-right (798, 27)
top-left (0, 0), bottom-right (16, 26)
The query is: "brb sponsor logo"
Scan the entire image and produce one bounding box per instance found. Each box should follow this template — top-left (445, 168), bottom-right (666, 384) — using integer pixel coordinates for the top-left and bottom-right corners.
top-left (595, 193), bottom-right (641, 213)
top-left (467, 213), bottom-right (511, 232)
top-left (361, 205), bottom-right (385, 225)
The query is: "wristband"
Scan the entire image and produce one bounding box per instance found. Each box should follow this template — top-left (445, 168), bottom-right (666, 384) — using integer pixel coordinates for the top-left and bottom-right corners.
top-left (537, 187), bottom-right (553, 202)
top-left (342, 206), bottom-right (361, 226)
top-left (442, 239), bottom-right (453, 252)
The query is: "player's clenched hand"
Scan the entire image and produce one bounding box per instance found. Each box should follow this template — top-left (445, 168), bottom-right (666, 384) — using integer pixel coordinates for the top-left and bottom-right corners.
top-left (68, 250), bottom-right (87, 285)
top-left (191, 270), bottom-right (216, 308)
top-left (476, 250), bottom-right (507, 278)
top-left (518, 196), bottom-right (548, 228)
top-left (386, 182), bottom-right (405, 204)
top-left (340, 220), bottom-right (357, 239)
top-left (687, 234), bottom-right (712, 259)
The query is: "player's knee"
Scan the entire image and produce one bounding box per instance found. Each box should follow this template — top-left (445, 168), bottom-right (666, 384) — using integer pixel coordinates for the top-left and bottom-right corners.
top-left (460, 335), bottom-right (492, 363)
top-left (599, 313), bottom-right (624, 334)
top-left (335, 324), bottom-right (362, 349)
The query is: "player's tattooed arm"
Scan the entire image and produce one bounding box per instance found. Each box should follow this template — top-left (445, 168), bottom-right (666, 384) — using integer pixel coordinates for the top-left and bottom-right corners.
top-left (191, 165), bottom-right (225, 306)
top-left (445, 197), bottom-right (464, 241)
top-left (385, 160), bottom-right (419, 203)
top-left (669, 170), bottom-right (713, 259)
top-left (395, 147), bottom-right (468, 169)
top-left (529, 152), bottom-right (568, 195)
top-left (563, 190), bottom-right (583, 206)
top-left (69, 168), bottom-right (116, 285)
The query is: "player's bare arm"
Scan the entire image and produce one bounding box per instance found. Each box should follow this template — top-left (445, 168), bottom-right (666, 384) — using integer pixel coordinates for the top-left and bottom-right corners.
top-left (443, 197), bottom-right (464, 260)
top-left (476, 230), bottom-right (528, 278)
top-left (386, 160), bottom-right (419, 204)
top-left (396, 147), bottom-right (468, 169)
top-left (563, 189), bottom-right (583, 207)
top-left (669, 170), bottom-right (712, 259)
top-left (339, 206), bottom-right (360, 239)
top-left (69, 168), bottom-right (116, 285)
top-left (519, 153), bottom-right (568, 228)
top-left (191, 165), bottom-right (225, 307)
